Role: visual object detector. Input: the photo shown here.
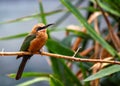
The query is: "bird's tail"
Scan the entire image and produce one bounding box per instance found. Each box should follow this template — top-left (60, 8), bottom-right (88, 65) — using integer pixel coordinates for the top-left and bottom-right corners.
top-left (15, 56), bottom-right (30, 80)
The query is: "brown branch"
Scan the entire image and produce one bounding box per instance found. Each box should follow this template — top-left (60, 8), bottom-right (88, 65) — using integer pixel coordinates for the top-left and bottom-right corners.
top-left (0, 51), bottom-right (120, 65)
top-left (95, 0), bottom-right (120, 51)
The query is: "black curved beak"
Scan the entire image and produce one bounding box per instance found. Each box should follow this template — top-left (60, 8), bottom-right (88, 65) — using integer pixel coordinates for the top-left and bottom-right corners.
top-left (37, 23), bottom-right (54, 31)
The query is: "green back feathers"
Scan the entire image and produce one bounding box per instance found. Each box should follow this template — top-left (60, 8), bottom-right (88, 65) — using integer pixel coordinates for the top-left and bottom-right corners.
top-left (20, 34), bottom-right (36, 51)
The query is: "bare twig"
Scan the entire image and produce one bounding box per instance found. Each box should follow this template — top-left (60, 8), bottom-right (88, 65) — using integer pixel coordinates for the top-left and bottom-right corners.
top-left (0, 51), bottom-right (120, 65)
top-left (95, 0), bottom-right (120, 51)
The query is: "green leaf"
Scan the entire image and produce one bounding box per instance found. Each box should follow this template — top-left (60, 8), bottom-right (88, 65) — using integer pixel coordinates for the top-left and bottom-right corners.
top-left (8, 72), bottom-right (50, 78)
top-left (17, 77), bottom-right (49, 86)
top-left (0, 9), bottom-right (62, 24)
top-left (0, 14), bottom-right (39, 24)
top-left (100, 72), bottom-right (120, 86)
top-left (39, 0), bottom-right (47, 24)
top-left (60, 0), bottom-right (118, 57)
top-left (0, 6), bottom-right (97, 25)
top-left (98, 0), bottom-right (120, 17)
top-left (50, 58), bottom-right (83, 86)
top-left (46, 39), bottom-right (76, 56)
top-left (0, 33), bottom-right (28, 40)
top-left (84, 65), bottom-right (120, 81)
top-left (46, 39), bottom-right (83, 86)
top-left (66, 29), bottom-right (91, 39)
top-left (50, 75), bottom-right (64, 86)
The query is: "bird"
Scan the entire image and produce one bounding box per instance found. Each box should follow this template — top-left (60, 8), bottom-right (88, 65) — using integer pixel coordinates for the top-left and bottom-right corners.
top-left (15, 23), bottom-right (53, 80)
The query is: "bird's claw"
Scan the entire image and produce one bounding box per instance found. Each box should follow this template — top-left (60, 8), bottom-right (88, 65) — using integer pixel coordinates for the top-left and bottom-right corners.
top-left (39, 51), bottom-right (43, 56)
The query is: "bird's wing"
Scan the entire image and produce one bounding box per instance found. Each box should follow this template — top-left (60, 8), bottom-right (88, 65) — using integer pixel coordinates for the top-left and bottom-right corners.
top-left (20, 34), bottom-right (36, 51)
top-left (17, 34), bottom-right (36, 59)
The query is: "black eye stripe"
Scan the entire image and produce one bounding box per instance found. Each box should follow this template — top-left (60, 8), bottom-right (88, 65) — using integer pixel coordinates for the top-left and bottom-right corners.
top-left (36, 23), bottom-right (54, 31)
top-left (37, 27), bottom-right (44, 31)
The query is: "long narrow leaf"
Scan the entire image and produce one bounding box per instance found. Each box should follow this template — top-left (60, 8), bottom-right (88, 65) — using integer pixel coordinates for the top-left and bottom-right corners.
top-left (17, 77), bottom-right (49, 86)
top-left (39, 0), bottom-right (47, 24)
top-left (46, 39), bottom-right (83, 86)
top-left (0, 10), bottom-right (62, 25)
top-left (66, 29), bottom-right (91, 39)
top-left (84, 65), bottom-right (120, 81)
top-left (98, 0), bottom-right (120, 17)
top-left (50, 75), bottom-right (64, 86)
top-left (60, 0), bottom-right (118, 56)
top-left (0, 7), bottom-right (97, 25)
top-left (0, 33), bottom-right (28, 40)
top-left (8, 72), bottom-right (50, 78)
top-left (0, 14), bottom-right (39, 24)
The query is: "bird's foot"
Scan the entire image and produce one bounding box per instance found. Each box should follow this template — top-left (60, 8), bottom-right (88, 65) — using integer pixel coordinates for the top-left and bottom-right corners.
top-left (39, 48), bottom-right (45, 55)
top-left (38, 51), bottom-right (42, 55)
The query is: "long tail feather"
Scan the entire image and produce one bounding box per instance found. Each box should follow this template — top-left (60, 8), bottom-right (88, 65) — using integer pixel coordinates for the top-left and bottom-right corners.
top-left (15, 56), bottom-right (29, 80)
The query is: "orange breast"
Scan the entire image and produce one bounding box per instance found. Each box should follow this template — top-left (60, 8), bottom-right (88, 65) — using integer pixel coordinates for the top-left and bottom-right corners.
top-left (28, 31), bottom-right (48, 53)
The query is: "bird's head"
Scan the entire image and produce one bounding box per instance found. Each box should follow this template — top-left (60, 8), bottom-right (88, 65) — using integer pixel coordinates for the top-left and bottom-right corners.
top-left (31, 23), bottom-right (54, 34)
